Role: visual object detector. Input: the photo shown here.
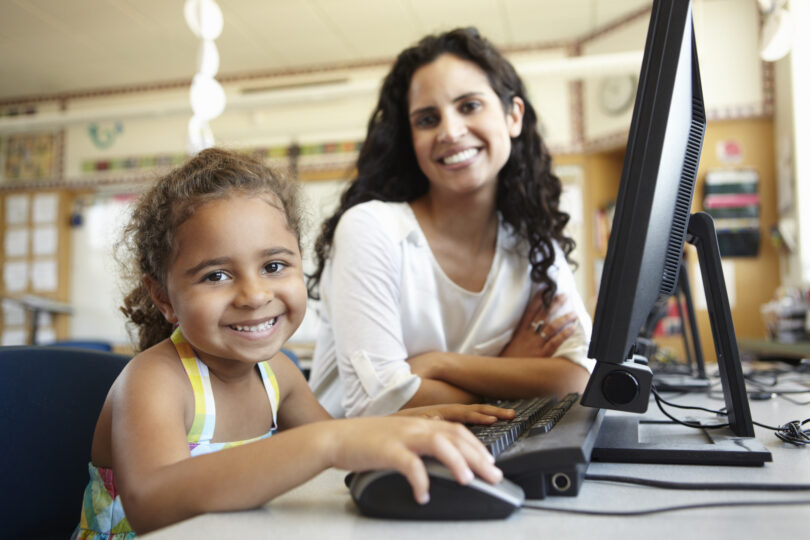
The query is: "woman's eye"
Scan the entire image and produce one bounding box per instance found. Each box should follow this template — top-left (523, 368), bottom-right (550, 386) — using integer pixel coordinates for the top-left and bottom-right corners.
top-left (460, 100), bottom-right (482, 114)
top-left (413, 113), bottom-right (438, 128)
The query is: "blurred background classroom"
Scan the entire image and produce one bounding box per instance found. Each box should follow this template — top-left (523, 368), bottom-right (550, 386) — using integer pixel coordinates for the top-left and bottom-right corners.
top-left (0, 0), bottom-right (808, 370)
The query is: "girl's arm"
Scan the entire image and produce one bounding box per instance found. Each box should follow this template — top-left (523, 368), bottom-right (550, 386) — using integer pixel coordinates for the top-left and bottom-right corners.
top-left (271, 350), bottom-right (332, 428)
top-left (111, 352), bottom-right (501, 535)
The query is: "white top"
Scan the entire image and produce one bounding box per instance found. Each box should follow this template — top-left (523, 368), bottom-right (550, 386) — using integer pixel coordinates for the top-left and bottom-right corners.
top-left (308, 200), bottom-right (594, 418)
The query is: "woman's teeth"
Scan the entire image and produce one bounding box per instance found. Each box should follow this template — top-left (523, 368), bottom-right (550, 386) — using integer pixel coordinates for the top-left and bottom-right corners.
top-left (442, 148), bottom-right (478, 165)
top-left (232, 318), bottom-right (276, 332)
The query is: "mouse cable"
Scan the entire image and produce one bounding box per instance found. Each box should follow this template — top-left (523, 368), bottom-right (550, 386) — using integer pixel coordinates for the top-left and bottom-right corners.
top-left (778, 393), bottom-right (810, 406)
top-left (651, 388), bottom-right (810, 446)
top-left (583, 473), bottom-right (810, 491)
top-left (521, 498), bottom-right (810, 517)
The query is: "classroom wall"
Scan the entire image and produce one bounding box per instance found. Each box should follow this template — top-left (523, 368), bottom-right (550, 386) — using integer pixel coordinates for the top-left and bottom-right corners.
top-left (0, 0), bottom-right (781, 354)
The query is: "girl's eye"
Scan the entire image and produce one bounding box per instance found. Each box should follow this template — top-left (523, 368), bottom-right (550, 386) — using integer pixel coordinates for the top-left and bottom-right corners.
top-left (264, 261), bottom-right (285, 274)
top-left (204, 271), bottom-right (228, 282)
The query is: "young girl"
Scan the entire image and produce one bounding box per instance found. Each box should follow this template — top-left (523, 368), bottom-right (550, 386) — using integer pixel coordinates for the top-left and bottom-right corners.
top-left (307, 27), bottom-right (595, 418)
top-left (75, 148), bottom-right (512, 537)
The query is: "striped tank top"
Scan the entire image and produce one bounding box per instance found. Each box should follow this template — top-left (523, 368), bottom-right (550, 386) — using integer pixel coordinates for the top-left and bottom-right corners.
top-left (74, 328), bottom-right (280, 538)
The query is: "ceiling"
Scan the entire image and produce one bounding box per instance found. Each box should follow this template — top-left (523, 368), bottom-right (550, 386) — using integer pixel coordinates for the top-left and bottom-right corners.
top-left (0, 0), bottom-right (655, 103)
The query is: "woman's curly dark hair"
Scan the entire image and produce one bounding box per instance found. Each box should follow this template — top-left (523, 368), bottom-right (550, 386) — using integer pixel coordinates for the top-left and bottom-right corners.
top-left (307, 27), bottom-right (574, 306)
top-left (116, 147), bottom-right (302, 352)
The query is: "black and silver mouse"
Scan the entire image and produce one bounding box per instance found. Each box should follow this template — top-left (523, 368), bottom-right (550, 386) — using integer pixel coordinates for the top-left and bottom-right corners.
top-left (346, 459), bottom-right (524, 520)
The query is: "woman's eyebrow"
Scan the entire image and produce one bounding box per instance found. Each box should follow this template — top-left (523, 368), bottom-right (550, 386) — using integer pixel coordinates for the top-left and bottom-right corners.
top-left (409, 91), bottom-right (485, 118)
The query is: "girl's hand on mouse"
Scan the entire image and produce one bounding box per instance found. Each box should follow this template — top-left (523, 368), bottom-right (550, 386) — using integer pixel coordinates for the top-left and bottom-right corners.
top-left (501, 291), bottom-right (578, 358)
top-left (395, 403), bottom-right (516, 425)
top-left (324, 416), bottom-right (502, 504)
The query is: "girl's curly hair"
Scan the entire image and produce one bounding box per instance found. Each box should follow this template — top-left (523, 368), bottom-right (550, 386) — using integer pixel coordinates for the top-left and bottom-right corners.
top-left (116, 147), bottom-right (302, 351)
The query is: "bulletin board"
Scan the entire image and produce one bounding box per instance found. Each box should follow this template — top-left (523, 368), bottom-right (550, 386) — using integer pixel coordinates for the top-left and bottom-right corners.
top-left (0, 190), bottom-right (73, 345)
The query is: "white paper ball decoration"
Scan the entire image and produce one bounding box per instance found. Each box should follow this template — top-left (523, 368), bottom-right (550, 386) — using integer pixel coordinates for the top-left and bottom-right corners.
top-left (184, 0), bottom-right (223, 40)
top-left (190, 74), bottom-right (226, 121)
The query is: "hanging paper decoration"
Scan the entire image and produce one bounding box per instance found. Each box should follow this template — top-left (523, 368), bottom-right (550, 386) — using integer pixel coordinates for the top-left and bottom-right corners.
top-left (184, 0), bottom-right (225, 154)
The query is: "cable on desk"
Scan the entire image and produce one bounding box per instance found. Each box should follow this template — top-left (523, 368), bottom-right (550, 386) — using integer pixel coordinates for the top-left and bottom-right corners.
top-left (651, 388), bottom-right (810, 446)
top-left (521, 498), bottom-right (810, 516)
top-left (584, 474), bottom-right (810, 491)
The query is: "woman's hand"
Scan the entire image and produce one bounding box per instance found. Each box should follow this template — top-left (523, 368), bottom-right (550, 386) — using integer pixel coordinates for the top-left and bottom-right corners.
top-left (501, 291), bottom-right (578, 358)
top-left (326, 416), bottom-right (503, 504)
top-left (395, 403), bottom-right (516, 424)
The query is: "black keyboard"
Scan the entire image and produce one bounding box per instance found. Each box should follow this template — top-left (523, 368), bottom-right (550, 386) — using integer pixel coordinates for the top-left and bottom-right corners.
top-left (467, 393), bottom-right (604, 499)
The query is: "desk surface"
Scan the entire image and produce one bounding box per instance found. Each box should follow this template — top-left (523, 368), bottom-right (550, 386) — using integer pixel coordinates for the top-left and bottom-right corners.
top-left (738, 337), bottom-right (810, 360)
top-left (144, 393), bottom-right (809, 539)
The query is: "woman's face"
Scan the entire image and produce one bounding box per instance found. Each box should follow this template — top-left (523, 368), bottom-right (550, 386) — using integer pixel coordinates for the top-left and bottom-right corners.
top-left (407, 53), bottom-right (524, 199)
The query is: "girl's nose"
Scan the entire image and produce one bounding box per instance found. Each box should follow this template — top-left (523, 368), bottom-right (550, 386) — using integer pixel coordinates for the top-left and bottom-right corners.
top-left (234, 278), bottom-right (273, 308)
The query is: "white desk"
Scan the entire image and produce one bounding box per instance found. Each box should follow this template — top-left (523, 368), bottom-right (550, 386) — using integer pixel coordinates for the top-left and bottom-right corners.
top-left (144, 393), bottom-right (809, 539)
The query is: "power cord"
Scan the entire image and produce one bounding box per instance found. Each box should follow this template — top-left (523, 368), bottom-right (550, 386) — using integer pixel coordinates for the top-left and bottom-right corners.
top-left (651, 388), bottom-right (810, 446)
top-left (522, 498), bottom-right (810, 516)
top-left (521, 473), bottom-right (810, 515)
top-left (583, 473), bottom-right (810, 491)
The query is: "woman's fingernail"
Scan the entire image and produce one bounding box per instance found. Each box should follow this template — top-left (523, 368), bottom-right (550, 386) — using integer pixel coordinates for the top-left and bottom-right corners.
top-left (418, 492), bottom-right (430, 505)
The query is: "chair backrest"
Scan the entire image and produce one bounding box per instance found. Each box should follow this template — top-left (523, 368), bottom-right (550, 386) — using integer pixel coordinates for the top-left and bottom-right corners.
top-left (48, 340), bottom-right (114, 352)
top-left (0, 346), bottom-right (130, 540)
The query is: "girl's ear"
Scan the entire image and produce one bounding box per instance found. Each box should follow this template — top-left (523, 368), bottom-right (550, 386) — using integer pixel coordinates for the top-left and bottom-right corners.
top-left (507, 96), bottom-right (525, 138)
top-left (143, 276), bottom-right (178, 324)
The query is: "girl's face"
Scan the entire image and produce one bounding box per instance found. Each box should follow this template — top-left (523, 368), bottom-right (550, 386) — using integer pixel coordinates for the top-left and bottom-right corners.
top-left (407, 53), bottom-right (524, 199)
top-left (154, 194), bottom-right (306, 369)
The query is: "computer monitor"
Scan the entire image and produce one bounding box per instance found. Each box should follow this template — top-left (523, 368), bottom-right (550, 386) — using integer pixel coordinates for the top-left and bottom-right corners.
top-left (580, 0), bottom-right (770, 465)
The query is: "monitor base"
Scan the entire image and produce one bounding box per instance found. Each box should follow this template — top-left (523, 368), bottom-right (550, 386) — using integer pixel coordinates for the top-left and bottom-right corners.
top-left (652, 373), bottom-right (712, 393)
top-left (591, 415), bottom-right (772, 466)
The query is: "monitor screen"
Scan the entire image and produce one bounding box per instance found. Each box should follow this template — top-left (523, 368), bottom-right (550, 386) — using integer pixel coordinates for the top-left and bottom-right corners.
top-left (579, 0), bottom-right (769, 465)
top-left (582, 0), bottom-right (705, 414)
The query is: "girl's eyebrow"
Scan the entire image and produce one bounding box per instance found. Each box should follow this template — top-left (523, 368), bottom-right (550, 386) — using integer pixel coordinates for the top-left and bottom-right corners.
top-left (409, 91), bottom-right (484, 118)
top-left (184, 247), bottom-right (297, 276)
top-left (261, 247), bottom-right (297, 258)
top-left (185, 257), bottom-right (230, 277)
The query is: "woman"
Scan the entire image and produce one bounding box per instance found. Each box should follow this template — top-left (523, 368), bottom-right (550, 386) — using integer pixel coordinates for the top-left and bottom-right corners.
top-left (307, 27), bottom-right (594, 418)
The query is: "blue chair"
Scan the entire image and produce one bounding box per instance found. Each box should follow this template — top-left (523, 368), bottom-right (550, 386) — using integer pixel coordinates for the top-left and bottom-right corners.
top-left (0, 346), bottom-right (130, 539)
top-left (49, 340), bottom-right (114, 352)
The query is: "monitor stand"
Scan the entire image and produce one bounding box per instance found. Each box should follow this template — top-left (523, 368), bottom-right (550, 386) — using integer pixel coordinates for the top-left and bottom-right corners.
top-left (591, 212), bottom-right (772, 466)
top-left (651, 260), bottom-right (712, 392)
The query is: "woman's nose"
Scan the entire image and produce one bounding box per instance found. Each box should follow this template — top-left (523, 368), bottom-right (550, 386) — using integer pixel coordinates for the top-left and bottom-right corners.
top-left (437, 113), bottom-right (467, 143)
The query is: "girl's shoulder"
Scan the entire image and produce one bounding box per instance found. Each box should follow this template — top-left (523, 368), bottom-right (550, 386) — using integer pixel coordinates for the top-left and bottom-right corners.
top-left (114, 339), bottom-right (188, 398)
top-left (110, 338), bottom-right (195, 429)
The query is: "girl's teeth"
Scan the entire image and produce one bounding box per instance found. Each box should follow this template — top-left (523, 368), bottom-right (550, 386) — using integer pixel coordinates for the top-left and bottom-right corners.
top-left (442, 148), bottom-right (478, 165)
top-left (232, 318), bottom-right (276, 332)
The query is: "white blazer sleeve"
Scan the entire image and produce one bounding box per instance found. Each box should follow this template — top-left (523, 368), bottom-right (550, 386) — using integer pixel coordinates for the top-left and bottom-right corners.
top-left (326, 204), bottom-right (421, 417)
top-left (547, 243), bottom-right (596, 373)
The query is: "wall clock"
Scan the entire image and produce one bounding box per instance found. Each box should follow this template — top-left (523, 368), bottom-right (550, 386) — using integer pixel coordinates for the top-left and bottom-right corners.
top-left (598, 75), bottom-right (636, 115)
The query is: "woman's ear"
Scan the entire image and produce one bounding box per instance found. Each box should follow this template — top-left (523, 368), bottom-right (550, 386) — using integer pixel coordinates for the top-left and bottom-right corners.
top-left (143, 276), bottom-right (178, 324)
top-left (507, 96), bottom-right (525, 138)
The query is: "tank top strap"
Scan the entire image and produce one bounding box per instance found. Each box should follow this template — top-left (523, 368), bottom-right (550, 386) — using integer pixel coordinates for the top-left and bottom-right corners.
top-left (256, 360), bottom-right (280, 428)
top-left (171, 327), bottom-right (216, 444)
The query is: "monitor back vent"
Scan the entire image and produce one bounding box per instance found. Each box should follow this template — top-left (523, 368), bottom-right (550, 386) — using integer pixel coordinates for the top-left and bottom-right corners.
top-left (659, 95), bottom-right (706, 297)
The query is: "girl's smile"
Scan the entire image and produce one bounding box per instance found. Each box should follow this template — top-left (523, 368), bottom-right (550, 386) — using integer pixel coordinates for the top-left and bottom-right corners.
top-left (155, 194), bottom-right (307, 373)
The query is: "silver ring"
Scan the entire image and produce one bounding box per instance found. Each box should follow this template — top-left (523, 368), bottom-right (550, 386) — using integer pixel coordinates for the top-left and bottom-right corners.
top-left (539, 331), bottom-right (548, 340)
top-left (531, 320), bottom-right (545, 333)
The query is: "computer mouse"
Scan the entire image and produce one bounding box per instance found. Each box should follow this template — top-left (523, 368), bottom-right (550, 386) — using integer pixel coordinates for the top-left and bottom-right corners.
top-left (346, 459), bottom-right (524, 520)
